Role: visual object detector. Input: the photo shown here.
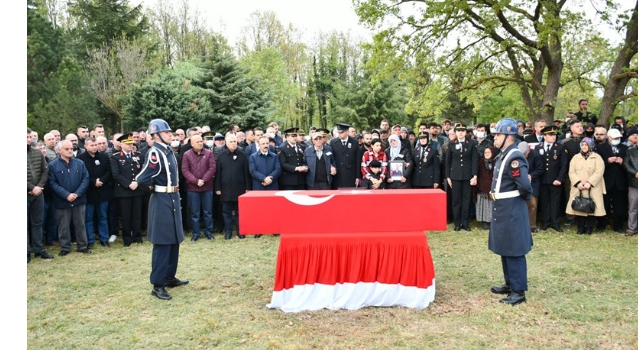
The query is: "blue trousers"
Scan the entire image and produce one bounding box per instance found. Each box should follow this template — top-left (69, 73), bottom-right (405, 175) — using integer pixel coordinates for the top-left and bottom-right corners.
top-left (85, 201), bottom-right (109, 244)
top-left (501, 255), bottom-right (528, 292)
top-left (188, 190), bottom-right (213, 238)
top-left (150, 244), bottom-right (180, 286)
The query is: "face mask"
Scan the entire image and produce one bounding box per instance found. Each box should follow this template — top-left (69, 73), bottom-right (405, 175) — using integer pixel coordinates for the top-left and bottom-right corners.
top-left (490, 128), bottom-right (497, 134)
top-left (566, 133), bottom-right (571, 139)
top-left (566, 118), bottom-right (572, 123)
top-left (585, 130), bottom-right (594, 137)
top-left (611, 139), bottom-right (621, 146)
top-left (170, 141), bottom-right (180, 148)
top-left (205, 140), bottom-right (214, 148)
top-left (476, 131), bottom-right (485, 139)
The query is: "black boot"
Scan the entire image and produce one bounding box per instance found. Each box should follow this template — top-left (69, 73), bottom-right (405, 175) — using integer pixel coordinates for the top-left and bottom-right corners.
top-left (500, 291), bottom-right (526, 305)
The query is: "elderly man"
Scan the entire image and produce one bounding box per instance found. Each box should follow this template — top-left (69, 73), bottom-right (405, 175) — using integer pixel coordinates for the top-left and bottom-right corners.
top-left (182, 135), bottom-right (217, 241)
top-left (488, 118), bottom-right (533, 305)
top-left (28, 128), bottom-right (54, 262)
top-left (43, 132), bottom-right (57, 160)
top-left (595, 128), bottom-right (629, 233)
top-left (95, 136), bottom-right (109, 153)
top-left (305, 131), bottom-right (336, 190)
top-left (48, 140), bottom-right (91, 256)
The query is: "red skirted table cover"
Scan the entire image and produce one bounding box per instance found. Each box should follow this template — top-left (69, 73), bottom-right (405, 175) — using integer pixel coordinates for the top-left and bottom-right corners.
top-left (267, 231), bottom-right (436, 312)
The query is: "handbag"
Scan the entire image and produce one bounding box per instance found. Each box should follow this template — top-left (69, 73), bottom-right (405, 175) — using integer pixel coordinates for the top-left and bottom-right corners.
top-left (571, 189), bottom-right (596, 214)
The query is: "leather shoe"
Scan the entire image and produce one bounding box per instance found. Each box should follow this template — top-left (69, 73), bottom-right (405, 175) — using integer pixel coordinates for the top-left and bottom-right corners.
top-left (165, 278), bottom-right (189, 288)
top-left (551, 225), bottom-right (563, 233)
top-left (100, 241), bottom-right (110, 247)
top-left (78, 248), bottom-right (92, 254)
top-left (238, 235), bottom-right (246, 239)
top-left (499, 291), bottom-right (526, 305)
top-left (190, 236), bottom-right (199, 242)
top-left (540, 225), bottom-right (549, 231)
top-left (490, 284), bottom-right (512, 294)
top-left (151, 286), bottom-right (172, 300)
top-left (454, 225), bottom-right (461, 231)
top-left (59, 250), bottom-right (70, 257)
top-left (463, 225), bottom-right (471, 232)
top-left (35, 251), bottom-right (54, 260)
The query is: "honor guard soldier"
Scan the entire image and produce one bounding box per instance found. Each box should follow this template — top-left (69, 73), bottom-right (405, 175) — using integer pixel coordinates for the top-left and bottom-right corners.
top-left (136, 119), bottom-right (188, 301)
top-left (329, 123), bottom-right (362, 188)
top-left (488, 118), bottom-right (533, 306)
top-left (110, 133), bottom-right (145, 246)
top-left (535, 126), bottom-right (567, 232)
top-left (445, 124), bottom-right (478, 231)
top-left (277, 127), bottom-right (307, 190)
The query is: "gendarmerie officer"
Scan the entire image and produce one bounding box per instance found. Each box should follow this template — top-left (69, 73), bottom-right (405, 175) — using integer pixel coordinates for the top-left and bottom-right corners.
top-left (110, 133), bottom-right (145, 246)
top-left (534, 126), bottom-right (567, 232)
top-left (277, 127), bottom-right (307, 190)
top-left (136, 119), bottom-right (188, 301)
top-left (488, 118), bottom-right (533, 306)
top-left (445, 124), bottom-right (478, 231)
top-left (411, 131), bottom-right (441, 189)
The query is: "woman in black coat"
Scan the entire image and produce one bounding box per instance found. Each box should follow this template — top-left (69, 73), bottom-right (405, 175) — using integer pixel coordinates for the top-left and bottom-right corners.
top-left (411, 131), bottom-right (440, 188)
top-left (385, 134), bottom-right (413, 189)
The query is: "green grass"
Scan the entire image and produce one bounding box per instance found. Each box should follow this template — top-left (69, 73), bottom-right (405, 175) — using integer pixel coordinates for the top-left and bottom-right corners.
top-left (28, 226), bottom-right (637, 349)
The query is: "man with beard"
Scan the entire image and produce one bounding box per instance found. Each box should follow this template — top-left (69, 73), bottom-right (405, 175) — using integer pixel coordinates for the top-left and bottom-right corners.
top-left (359, 131), bottom-right (372, 153)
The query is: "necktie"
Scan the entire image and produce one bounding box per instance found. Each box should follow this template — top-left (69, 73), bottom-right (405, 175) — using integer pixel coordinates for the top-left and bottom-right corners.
top-left (546, 144), bottom-right (550, 153)
top-left (127, 153), bottom-right (131, 160)
top-left (538, 135), bottom-right (543, 142)
top-left (342, 141), bottom-right (347, 147)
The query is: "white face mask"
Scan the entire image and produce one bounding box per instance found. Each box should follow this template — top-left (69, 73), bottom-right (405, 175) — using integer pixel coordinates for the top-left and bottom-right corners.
top-left (566, 133), bottom-right (571, 139)
top-left (566, 118), bottom-right (572, 123)
top-left (476, 131), bottom-right (485, 139)
top-left (611, 139), bottom-right (621, 146)
top-left (205, 140), bottom-right (214, 148)
top-left (490, 128), bottom-right (497, 134)
top-left (170, 141), bottom-right (180, 148)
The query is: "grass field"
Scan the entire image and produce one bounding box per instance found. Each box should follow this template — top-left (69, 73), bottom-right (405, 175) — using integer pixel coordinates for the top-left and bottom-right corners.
top-left (27, 226), bottom-right (637, 349)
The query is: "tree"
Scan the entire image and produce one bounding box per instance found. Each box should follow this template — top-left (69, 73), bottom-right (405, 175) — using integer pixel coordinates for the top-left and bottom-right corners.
top-left (192, 46), bottom-right (273, 131)
top-left (599, 1), bottom-right (638, 124)
top-left (354, 0), bottom-right (629, 123)
top-left (124, 62), bottom-right (213, 130)
top-left (86, 36), bottom-right (150, 132)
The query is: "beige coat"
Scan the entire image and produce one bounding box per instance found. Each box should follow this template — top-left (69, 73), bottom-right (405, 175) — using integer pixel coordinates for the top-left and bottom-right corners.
top-left (565, 152), bottom-right (606, 217)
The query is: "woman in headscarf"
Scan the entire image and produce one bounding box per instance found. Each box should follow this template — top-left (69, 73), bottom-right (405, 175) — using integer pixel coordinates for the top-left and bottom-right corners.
top-left (385, 134), bottom-right (413, 189)
top-left (474, 146), bottom-right (498, 230)
top-left (565, 138), bottom-right (606, 234)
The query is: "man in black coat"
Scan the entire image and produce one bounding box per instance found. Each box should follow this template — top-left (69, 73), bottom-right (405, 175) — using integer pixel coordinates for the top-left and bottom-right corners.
top-left (77, 137), bottom-right (113, 247)
top-left (215, 134), bottom-right (251, 240)
top-left (277, 127), bottom-right (307, 190)
top-left (535, 126), bottom-right (568, 232)
top-left (595, 128), bottom-right (629, 232)
top-left (524, 120), bottom-right (547, 145)
top-left (330, 123), bottom-right (361, 188)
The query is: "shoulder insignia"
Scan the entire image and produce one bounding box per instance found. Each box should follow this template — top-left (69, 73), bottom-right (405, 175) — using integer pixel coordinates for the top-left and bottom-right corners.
top-left (511, 160), bottom-right (519, 168)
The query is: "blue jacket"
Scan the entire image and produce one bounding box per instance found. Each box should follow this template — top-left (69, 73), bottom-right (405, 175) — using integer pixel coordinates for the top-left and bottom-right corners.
top-left (249, 151), bottom-right (281, 190)
top-left (305, 145), bottom-right (336, 188)
top-left (48, 157), bottom-right (89, 209)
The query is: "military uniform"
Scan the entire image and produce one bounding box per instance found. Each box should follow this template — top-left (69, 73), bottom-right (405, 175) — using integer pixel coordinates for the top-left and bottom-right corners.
top-left (136, 120), bottom-right (186, 300)
top-left (535, 132), bottom-right (567, 231)
top-left (330, 123), bottom-right (362, 188)
top-left (488, 119), bottom-right (533, 305)
top-left (277, 140), bottom-right (307, 190)
top-left (445, 131), bottom-right (478, 230)
top-left (110, 135), bottom-right (145, 246)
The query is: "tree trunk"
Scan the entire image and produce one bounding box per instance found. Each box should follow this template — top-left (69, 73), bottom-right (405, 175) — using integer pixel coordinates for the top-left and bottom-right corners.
top-left (599, 1), bottom-right (638, 125)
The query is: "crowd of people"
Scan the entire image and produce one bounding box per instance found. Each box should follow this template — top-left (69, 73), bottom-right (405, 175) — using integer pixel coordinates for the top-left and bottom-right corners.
top-left (27, 99), bottom-right (638, 264)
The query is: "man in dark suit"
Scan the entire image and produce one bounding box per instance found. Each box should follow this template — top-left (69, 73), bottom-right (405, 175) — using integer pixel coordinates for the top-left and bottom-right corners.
top-left (215, 134), bottom-right (252, 240)
top-left (110, 133), bottom-right (145, 246)
top-left (77, 137), bottom-right (113, 247)
top-left (329, 123), bottom-right (361, 188)
top-left (277, 127), bottom-right (307, 190)
top-left (535, 126), bottom-right (567, 232)
top-left (524, 119), bottom-right (547, 144)
top-left (595, 128), bottom-right (629, 232)
top-left (445, 124), bottom-right (478, 231)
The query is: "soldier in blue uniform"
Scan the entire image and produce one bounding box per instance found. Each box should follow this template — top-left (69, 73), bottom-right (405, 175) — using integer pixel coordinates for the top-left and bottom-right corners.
top-left (136, 119), bottom-right (188, 301)
top-left (488, 118), bottom-right (533, 306)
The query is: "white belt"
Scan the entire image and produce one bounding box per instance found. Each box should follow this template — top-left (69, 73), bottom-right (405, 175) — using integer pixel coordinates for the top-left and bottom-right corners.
top-left (154, 185), bottom-right (179, 193)
top-left (489, 190), bottom-right (519, 200)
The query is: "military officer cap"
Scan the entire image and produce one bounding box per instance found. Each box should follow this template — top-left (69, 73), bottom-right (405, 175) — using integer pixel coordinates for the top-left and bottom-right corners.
top-left (369, 160), bottom-right (382, 168)
top-left (541, 125), bottom-right (558, 135)
top-left (117, 133), bottom-right (135, 144)
top-left (418, 131), bottom-right (429, 138)
top-left (335, 123), bottom-right (351, 133)
top-left (454, 123), bottom-right (467, 131)
top-left (214, 133), bottom-right (225, 141)
top-left (283, 127), bottom-right (299, 136)
top-left (202, 131), bottom-right (215, 140)
top-left (316, 128), bottom-right (330, 137)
